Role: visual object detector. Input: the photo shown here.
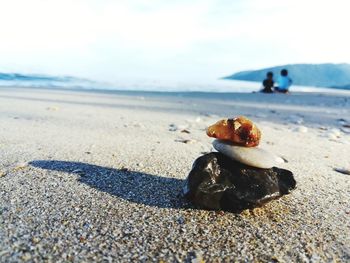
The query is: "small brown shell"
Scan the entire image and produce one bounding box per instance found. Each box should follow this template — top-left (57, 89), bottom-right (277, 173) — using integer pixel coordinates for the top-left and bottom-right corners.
top-left (206, 116), bottom-right (261, 147)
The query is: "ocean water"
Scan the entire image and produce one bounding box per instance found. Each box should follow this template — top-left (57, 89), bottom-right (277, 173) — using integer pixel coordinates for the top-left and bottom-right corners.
top-left (0, 73), bottom-right (348, 94)
top-left (0, 73), bottom-right (100, 90)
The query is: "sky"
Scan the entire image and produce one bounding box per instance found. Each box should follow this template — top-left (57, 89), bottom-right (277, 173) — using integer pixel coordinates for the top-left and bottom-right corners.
top-left (0, 0), bottom-right (349, 84)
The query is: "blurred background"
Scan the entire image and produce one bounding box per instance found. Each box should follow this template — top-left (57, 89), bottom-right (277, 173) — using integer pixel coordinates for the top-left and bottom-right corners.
top-left (0, 0), bottom-right (349, 91)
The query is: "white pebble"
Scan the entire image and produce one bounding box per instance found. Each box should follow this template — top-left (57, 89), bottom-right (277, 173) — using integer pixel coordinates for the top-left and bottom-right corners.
top-left (195, 117), bottom-right (201, 122)
top-left (295, 126), bottom-right (308, 133)
top-left (213, 140), bottom-right (284, 169)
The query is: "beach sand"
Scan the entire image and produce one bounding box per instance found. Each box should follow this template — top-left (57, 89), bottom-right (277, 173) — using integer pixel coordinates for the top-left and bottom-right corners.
top-left (0, 87), bottom-right (349, 262)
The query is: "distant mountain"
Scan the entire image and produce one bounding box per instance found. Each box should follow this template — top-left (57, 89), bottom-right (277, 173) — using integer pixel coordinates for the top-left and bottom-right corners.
top-left (225, 63), bottom-right (350, 88)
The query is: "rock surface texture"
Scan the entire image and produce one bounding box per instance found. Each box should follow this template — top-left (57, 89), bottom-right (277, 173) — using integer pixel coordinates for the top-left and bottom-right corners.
top-left (183, 152), bottom-right (296, 212)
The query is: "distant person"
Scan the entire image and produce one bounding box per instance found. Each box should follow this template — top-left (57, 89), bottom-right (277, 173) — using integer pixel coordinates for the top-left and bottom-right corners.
top-left (274, 69), bottom-right (292, 93)
top-left (261, 71), bottom-right (274, 93)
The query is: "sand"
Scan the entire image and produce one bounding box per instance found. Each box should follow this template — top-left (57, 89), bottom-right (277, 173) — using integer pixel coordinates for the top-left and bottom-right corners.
top-left (0, 87), bottom-right (349, 262)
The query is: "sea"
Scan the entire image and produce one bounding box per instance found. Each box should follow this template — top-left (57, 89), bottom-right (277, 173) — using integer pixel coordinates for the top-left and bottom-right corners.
top-left (0, 73), bottom-right (348, 94)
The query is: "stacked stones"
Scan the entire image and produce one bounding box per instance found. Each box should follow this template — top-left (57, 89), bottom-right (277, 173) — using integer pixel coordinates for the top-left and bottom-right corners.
top-left (183, 116), bottom-right (296, 213)
top-left (209, 116), bottom-right (284, 169)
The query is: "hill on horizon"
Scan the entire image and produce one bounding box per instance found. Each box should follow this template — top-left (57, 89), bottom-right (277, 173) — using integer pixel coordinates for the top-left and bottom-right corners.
top-left (225, 63), bottom-right (350, 89)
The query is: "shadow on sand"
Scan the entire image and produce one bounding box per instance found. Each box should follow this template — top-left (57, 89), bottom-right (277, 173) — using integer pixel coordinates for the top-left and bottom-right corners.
top-left (29, 160), bottom-right (189, 209)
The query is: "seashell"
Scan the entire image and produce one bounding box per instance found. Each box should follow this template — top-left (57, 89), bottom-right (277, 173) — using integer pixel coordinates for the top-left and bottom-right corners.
top-left (206, 116), bottom-right (261, 147)
top-left (213, 139), bottom-right (284, 168)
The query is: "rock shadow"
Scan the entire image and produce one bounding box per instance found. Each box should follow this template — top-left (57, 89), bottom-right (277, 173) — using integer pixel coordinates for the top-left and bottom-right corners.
top-left (29, 160), bottom-right (188, 209)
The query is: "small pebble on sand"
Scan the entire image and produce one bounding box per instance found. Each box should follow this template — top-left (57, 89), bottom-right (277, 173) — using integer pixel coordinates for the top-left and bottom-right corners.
top-left (294, 126), bottom-right (308, 133)
top-left (175, 139), bottom-right (197, 144)
top-left (334, 168), bottom-right (350, 175)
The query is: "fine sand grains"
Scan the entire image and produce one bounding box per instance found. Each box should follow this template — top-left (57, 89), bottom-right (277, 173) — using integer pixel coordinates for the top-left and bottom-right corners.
top-left (0, 87), bottom-right (349, 262)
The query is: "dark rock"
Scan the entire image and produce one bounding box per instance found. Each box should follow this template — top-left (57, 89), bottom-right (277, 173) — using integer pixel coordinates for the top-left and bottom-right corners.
top-left (183, 152), bottom-right (296, 212)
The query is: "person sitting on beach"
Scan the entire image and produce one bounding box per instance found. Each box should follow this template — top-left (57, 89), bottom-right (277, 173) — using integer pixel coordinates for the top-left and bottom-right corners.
top-left (274, 69), bottom-right (292, 93)
top-left (261, 71), bottom-right (274, 93)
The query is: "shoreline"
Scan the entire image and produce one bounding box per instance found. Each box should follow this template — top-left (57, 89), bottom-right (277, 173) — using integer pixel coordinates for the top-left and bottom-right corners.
top-left (1, 83), bottom-right (350, 97)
